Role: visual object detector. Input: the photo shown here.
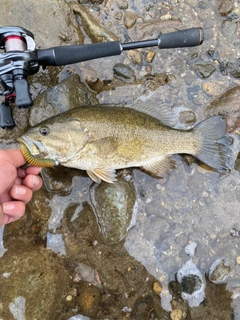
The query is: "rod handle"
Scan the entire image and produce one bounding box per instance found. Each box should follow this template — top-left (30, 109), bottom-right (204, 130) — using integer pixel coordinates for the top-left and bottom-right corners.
top-left (158, 27), bottom-right (204, 49)
top-left (37, 41), bottom-right (122, 66)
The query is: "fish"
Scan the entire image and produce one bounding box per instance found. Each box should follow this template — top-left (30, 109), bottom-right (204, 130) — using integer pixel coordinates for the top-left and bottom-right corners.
top-left (17, 103), bottom-right (231, 183)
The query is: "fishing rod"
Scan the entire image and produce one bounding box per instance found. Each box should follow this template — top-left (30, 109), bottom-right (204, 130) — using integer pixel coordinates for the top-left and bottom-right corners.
top-left (0, 26), bottom-right (204, 129)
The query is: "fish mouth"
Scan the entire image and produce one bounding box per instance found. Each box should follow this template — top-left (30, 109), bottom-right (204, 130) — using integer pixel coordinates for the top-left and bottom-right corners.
top-left (17, 135), bottom-right (56, 167)
top-left (17, 135), bottom-right (45, 156)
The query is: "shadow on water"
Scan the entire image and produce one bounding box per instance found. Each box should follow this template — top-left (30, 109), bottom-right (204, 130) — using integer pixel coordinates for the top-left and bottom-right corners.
top-left (0, 0), bottom-right (240, 319)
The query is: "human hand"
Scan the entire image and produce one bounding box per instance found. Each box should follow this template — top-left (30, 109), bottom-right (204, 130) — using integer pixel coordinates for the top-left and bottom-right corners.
top-left (0, 149), bottom-right (42, 226)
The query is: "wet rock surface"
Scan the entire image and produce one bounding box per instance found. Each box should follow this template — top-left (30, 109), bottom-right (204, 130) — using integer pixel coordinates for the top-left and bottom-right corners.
top-left (90, 175), bottom-right (137, 244)
top-left (0, 0), bottom-right (240, 319)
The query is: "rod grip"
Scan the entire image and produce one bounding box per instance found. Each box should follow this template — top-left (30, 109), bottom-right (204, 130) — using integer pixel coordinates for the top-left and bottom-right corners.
top-left (37, 41), bottom-right (122, 66)
top-left (158, 27), bottom-right (204, 49)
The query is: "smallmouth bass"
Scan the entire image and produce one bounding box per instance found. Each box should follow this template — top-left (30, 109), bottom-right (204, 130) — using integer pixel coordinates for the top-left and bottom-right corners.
top-left (18, 103), bottom-right (231, 183)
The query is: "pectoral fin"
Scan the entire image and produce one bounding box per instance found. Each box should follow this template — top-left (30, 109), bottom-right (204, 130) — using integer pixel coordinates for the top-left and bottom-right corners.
top-left (142, 156), bottom-right (176, 177)
top-left (87, 168), bottom-right (117, 183)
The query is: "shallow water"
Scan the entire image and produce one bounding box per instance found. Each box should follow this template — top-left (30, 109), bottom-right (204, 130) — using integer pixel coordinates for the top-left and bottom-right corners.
top-left (0, 0), bottom-right (240, 319)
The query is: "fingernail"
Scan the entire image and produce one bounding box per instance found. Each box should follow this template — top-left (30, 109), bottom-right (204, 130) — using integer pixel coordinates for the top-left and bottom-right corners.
top-left (3, 203), bottom-right (15, 212)
top-left (32, 175), bottom-right (40, 186)
top-left (15, 186), bottom-right (27, 195)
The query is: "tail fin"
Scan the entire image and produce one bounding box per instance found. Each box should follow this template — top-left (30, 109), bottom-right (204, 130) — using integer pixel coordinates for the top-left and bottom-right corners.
top-left (193, 116), bottom-right (231, 173)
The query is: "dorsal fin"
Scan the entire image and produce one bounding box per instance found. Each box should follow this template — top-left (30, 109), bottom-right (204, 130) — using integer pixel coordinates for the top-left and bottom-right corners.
top-left (128, 101), bottom-right (179, 127)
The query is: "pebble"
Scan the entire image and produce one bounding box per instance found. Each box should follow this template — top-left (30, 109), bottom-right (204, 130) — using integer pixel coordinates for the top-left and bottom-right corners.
top-left (66, 295), bottom-right (73, 301)
top-left (185, 242), bottom-right (197, 257)
top-left (117, 0), bottom-right (128, 10)
top-left (202, 82), bottom-right (225, 96)
top-left (127, 50), bottom-right (143, 64)
top-left (115, 12), bottom-right (123, 20)
top-left (153, 281), bottom-right (163, 295)
top-left (236, 256), bottom-right (240, 264)
top-left (178, 110), bottom-right (197, 125)
top-left (218, 0), bottom-right (234, 16)
top-left (209, 259), bottom-right (231, 283)
top-left (146, 51), bottom-right (156, 63)
top-left (193, 63), bottom-right (216, 79)
top-left (170, 309), bottom-right (183, 320)
top-left (113, 63), bottom-right (135, 82)
top-left (124, 11), bottom-right (138, 29)
top-left (78, 285), bottom-right (101, 317)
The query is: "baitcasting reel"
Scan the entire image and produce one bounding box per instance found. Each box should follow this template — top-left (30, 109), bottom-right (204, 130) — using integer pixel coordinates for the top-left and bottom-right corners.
top-left (0, 25), bottom-right (204, 129)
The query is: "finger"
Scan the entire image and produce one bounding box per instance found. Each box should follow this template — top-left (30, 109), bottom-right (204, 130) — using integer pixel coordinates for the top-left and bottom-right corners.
top-left (0, 201), bottom-right (25, 226)
top-left (0, 150), bottom-right (25, 168)
top-left (17, 167), bottom-right (27, 179)
top-left (22, 174), bottom-right (43, 191)
top-left (26, 167), bottom-right (42, 175)
top-left (17, 166), bottom-right (42, 179)
top-left (14, 177), bottom-right (22, 185)
top-left (9, 185), bottom-right (33, 204)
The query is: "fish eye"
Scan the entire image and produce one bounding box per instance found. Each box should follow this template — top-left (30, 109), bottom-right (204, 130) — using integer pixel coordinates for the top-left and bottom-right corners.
top-left (39, 126), bottom-right (50, 136)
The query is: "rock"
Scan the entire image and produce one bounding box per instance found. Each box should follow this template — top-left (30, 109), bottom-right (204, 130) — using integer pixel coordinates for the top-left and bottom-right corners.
top-left (0, 0), bottom-right (83, 49)
top-left (193, 63), bottom-right (216, 78)
top-left (90, 0), bottom-right (104, 4)
top-left (209, 259), bottom-right (231, 283)
top-left (177, 260), bottom-right (205, 307)
top-left (89, 176), bottom-right (137, 244)
top-left (178, 110), bottom-right (197, 125)
top-left (117, 0), bottom-right (128, 10)
top-left (153, 281), bottom-right (163, 295)
top-left (132, 19), bottom-right (182, 40)
top-left (205, 85), bottom-right (240, 132)
top-left (113, 63), bottom-right (135, 82)
top-left (29, 74), bottom-right (98, 126)
top-left (70, 3), bottom-right (118, 43)
top-left (115, 11), bottom-right (123, 20)
top-left (222, 21), bottom-right (238, 37)
top-left (170, 309), bottom-right (183, 320)
top-left (185, 242), bottom-right (197, 257)
top-left (218, 0), bottom-right (234, 16)
top-left (227, 59), bottom-right (240, 78)
top-left (127, 50), bottom-right (143, 64)
top-left (124, 11), bottom-right (138, 29)
top-left (41, 166), bottom-right (81, 194)
top-left (68, 315), bottom-right (91, 320)
top-left (78, 284), bottom-right (101, 317)
top-left (206, 85), bottom-right (240, 117)
top-left (0, 243), bottom-right (70, 319)
top-left (146, 51), bottom-right (156, 63)
top-left (202, 82), bottom-right (226, 96)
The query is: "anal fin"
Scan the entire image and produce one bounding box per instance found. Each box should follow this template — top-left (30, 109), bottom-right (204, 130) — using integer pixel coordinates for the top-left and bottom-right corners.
top-left (141, 156), bottom-right (176, 178)
top-left (87, 168), bottom-right (117, 183)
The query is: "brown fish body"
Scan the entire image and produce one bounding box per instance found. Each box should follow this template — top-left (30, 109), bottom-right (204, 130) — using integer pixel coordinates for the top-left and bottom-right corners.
top-left (18, 104), bottom-right (230, 183)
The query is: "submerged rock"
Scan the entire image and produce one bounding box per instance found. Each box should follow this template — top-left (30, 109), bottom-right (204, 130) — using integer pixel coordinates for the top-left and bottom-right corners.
top-left (90, 176), bottom-right (137, 244)
top-left (177, 260), bottom-right (205, 307)
top-left (77, 283), bottom-right (101, 317)
top-left (226, 59), bottom-right (240, 78)
top-left (193, 63), bottom-right (216, 78)
top-left (205, 85), bottom-right (240, 132)
top-left (124, 11), bottom-right (138, 29)
top-left (30, 74), bottom-right (98, 126)
top-left (113, 63), bottom-right (135, 82)
top-left (131, 18), bottom-right (182, 40)
top-left (127, 50), bottom-right (143, 64)
top-left (71, 3), bottom-right (119, 43)
top-left (0, 244), bottom-right (70, 319)
top-left (218, 0), bottom-right (234, 16)
top-left (209, 259), bottom-right (231, 283)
